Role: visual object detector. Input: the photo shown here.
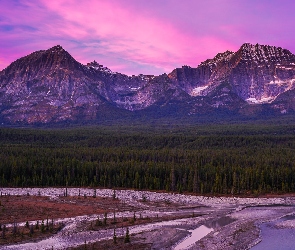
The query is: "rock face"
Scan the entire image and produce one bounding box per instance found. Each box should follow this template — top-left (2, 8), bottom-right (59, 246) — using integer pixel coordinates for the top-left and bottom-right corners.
top-left (0, 43), bottom-right (295, 124)
top-left (0, 45), bottom-right (107, 123)
top-left (230, 43), bottom-right (295, 104)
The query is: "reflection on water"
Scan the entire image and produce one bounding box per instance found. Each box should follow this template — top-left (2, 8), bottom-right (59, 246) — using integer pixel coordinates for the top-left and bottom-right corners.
top-left (206, 216), bottom-right (236, 228)
top-left (252, 214), bottom-right (295, 250)
top-left (174, 225), bottom-right (213, 250)
top-left (174, 216), bottom-right (235, 250)
top-left (281, 214), bottom-right (295, 221)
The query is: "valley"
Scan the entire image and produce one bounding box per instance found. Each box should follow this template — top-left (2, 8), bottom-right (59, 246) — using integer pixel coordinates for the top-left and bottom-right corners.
top-left (0, 121), bottom-right (294, 249)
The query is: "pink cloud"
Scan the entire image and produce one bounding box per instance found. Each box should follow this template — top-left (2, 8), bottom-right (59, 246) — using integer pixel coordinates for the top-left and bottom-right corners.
top-left (39, 0), bottom-right (237, 74)
top-left (1, 0), bottom-right (295, 75)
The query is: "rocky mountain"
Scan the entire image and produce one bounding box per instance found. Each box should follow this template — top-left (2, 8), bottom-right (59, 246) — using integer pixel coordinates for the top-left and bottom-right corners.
top-left (0, 43), bottom-right (295, 124)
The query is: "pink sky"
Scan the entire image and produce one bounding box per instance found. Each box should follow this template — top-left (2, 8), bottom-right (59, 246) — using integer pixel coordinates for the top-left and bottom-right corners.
top-left (1, 0), bottom-right (295, 75)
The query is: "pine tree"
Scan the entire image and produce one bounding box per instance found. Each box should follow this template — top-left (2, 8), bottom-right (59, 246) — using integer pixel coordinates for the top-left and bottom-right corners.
top-left (113, 228), bottom-right (117, 244)
top-left (170, 165), bottom-right (175, 192)
top-left (12, 221), bottom-right (18, 236)
top-left (95, 217), bottom-right (102, 226)
top-left (41, 220), bottom-right (45, 233)
top-left (103, 212), bottom-right (107, 225)
top-left (50, 218), bottom-right (54, 232)
top-left (2, 225), bottom-right (6, 238)
top-left (124, 227), bottom-right (130, 243)
top-left (29, 224), bottom-right (34, 236)
top-left (113, 210), bottom-right (116, 224)
top-left (193, 168), bottom-right (198, 193)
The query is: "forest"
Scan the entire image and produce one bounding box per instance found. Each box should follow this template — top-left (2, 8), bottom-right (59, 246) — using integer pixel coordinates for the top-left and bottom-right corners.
top-left (0, 117), bottom-right (295, 195)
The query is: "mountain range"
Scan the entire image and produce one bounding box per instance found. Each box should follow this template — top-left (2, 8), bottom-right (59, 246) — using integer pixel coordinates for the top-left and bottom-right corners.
top-left (0, 43), bottom-right (295, 125)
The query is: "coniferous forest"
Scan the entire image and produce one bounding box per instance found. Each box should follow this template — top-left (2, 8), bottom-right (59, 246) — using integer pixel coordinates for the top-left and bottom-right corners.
top-left (0, 117), bottom-right (295, 195)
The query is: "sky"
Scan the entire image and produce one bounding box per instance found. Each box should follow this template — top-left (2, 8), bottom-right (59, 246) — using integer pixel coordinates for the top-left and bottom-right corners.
top-left (1, 0), bottom-right (295, 75)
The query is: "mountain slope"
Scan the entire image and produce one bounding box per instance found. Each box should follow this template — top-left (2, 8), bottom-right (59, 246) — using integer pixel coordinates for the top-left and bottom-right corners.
top-left (0, 43), bottom-right (295, 124)
top-left (229, 43), bottom-right (295, 104)
top-left (0, 46), bottom-right (114, 123)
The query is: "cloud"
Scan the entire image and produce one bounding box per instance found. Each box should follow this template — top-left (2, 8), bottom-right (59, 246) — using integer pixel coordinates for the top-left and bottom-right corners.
top-left (1, 0), bottom-right (295, 75)
top-left (38, 0), bottom-right (238, 74)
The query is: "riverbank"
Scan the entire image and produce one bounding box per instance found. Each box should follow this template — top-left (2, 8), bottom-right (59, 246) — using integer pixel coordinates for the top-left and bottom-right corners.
top-left (0, 188), bottom-right (294, 249)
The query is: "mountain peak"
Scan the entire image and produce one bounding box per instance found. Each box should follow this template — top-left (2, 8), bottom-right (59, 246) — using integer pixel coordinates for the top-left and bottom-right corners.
top-left (199, 50), bottom-right (234, 67)
top-left (239, 42), bottom-right (270, 53)
top-left (37, 44), bottom-right (83, 70)
top-left (240, 42), bottom-right (253, 49)
top-left (1, 42), bottom-right (295, 124)
top-left (237, 42), bottom-right (295, 63)
top-left (86, 60), bottom-right (101, 68)
top-left (47, 45), bottom-right (65, 52)
top-left (239, 42), bottom-right (293, 54)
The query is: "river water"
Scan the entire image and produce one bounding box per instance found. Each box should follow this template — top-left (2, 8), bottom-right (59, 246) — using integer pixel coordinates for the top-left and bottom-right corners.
top-left (173, 216), bottom-right (235, 250)
top-left (252, 214), bottom-right (295, 250)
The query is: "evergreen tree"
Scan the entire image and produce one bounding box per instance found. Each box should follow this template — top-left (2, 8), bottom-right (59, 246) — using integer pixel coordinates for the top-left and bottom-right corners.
top-left (2, 225), bottom-right (6, 238)
top-left (41, 220), bottom-right (45, 233)
top-left (113, 228), bottom-right (117, 244)
top-left (103, 212), bottom-right (107, 225)
top-left (29, 224), bottom-right (34, 236)
top-left (124, 227), bottom-right (130, 243)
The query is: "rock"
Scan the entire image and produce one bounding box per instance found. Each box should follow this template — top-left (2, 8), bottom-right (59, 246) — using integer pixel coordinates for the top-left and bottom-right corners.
top-left (0, 43), bottom-right (295, 124)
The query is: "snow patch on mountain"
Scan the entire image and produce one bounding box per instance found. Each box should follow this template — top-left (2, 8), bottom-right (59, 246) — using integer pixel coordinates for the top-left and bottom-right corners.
top-left (246, 97), bottom-right (274, 104)
top-left (1, 42), bottom-right (295, 124)
top-left (190, 86), bottom-right (209, 96)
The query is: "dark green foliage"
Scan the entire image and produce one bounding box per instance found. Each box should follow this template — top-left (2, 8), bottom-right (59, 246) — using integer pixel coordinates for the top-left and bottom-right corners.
top-left (50, 218), bottom-right (54, 232)
top-left (2, 225), bottom-right (6, 238)
top-left (0, 120), bottom-right (294, 195)
top-left (103, 212), bottom-right (107, 226)
top-left (113, 228), bottom-right (117, 244)
top-left (41, 220), bottom-right (45, 233)
top-left (95, 217), bottom-right (102, 226)
top-left (12, 221), bottom-right (18, 236)
top-left (124, 227), bottom-right (130, 243)
top-left (29, 224), bottom-right (34, 236)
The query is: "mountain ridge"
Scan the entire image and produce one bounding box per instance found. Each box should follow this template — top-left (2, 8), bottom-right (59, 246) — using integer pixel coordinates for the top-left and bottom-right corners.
top-left (0, 43), bottom-right (295, 124)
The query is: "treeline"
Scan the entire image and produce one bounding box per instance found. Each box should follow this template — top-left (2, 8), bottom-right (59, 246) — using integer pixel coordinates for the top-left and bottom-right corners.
top-left (0, 123), bottom-right (295, 195)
